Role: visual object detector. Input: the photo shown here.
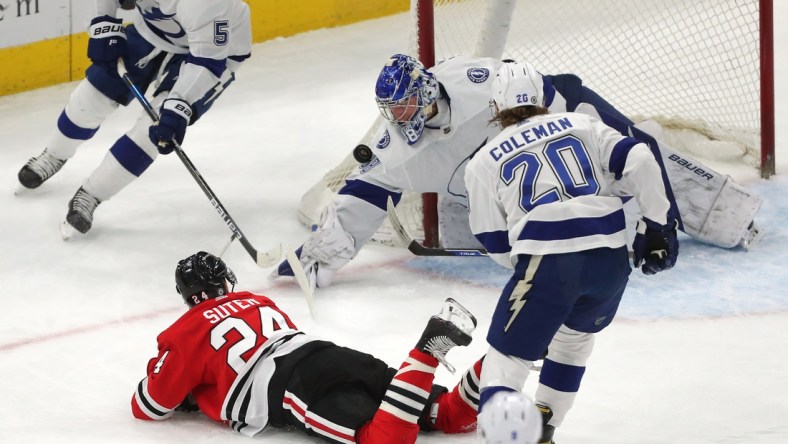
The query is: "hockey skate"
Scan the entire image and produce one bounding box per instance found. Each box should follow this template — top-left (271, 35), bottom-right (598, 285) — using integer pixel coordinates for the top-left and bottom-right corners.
top-left (17, 149), bottom-right (67, 191)
top-left (61, 187), bottom-right (101, 239)
top-left (416, 298), bottom-right (477, 373)
top-left (536, 404), bottom-right (556, 444)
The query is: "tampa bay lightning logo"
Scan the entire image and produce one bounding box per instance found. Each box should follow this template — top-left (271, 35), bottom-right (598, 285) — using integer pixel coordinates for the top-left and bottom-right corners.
top-left (376, 130), bottom-right (391, 149)
top-left (467, 68), bottom-right (490, 83)
top-left (139, 6), bottom-right (186, 43)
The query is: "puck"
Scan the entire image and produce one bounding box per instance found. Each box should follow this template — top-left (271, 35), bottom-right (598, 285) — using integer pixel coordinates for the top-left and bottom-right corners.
top-left (353, 144), bottom-right (373, 163)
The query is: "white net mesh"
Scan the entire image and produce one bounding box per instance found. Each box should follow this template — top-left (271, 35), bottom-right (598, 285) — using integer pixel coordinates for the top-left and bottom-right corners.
top-left (429, 0), bottom-right (763, 165)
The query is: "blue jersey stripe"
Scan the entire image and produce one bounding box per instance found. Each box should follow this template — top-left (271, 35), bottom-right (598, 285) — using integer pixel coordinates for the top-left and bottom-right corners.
top-left (339, 179), bottom-right (402, 211)
top-left (186, 54), bottom-right (227, 78)
top-left (608, 137), bottom-right (641, 179)
top-left (517, 209), bottom-right (626, 242)
top-left (475, 230), bottom-right (511, 254)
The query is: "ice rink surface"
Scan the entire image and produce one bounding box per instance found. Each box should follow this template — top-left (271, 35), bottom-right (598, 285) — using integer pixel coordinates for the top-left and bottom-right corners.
top-left (1, 5), bottom-right (787, 444)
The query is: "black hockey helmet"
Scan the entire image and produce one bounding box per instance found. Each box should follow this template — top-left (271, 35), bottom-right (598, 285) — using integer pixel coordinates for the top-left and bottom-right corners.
top-left (175, 251), bottom-right (237, 307)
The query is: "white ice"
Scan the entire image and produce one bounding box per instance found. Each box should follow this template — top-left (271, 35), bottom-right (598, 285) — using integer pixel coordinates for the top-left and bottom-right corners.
top-left (1, 6), bottom-right (788, 444)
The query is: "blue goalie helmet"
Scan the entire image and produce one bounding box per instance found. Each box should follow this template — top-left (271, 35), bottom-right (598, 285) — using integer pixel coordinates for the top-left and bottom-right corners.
top-left (175, 251), bottom-right (237, 307)
top-left (374, 54), bottom-right (439, 144)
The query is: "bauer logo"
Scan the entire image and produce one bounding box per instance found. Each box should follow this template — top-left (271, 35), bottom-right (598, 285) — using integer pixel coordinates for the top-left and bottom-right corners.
top-left (359, 157), bottom-right (380, 174)
top-left (376, 130), bottom-right (391, 149)
top-left (467, 68), bottom-right (490, 83)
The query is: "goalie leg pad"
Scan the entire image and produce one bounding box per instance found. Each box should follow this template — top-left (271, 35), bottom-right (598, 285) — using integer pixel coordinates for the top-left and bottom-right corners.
top-left (697, 177), bottom-right (763, 249)
top-left (635, 121), bottom-right (763, 249)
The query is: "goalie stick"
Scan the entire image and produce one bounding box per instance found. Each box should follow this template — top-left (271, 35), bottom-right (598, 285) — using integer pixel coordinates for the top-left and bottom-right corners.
top-left (120, 63), bottom-right (281, 268)
top-left (386, 197), bottom-right (489, 257)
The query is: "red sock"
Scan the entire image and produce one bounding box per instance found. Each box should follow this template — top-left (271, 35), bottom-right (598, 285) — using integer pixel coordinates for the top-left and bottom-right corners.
top-left (433, 357), bottom-right (483, 434)
top-left (357, 350), bottom-right (438, 444)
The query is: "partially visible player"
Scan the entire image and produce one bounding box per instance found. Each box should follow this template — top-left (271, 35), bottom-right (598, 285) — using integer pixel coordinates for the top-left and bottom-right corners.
top-left (17, 0), bottom-right (252, 238)
top-left (132, 251), bottom-right (482, 441)
top-left (477, 391), bottom-right (543, 444)
top-left (466, 62), bottom-right (678, 443)
top-left (273, 54), bottom-right (760, 288)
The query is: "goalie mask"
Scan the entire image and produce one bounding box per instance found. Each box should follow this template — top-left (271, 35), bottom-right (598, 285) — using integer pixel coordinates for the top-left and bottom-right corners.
top-left (478, 391), bottom-right (542, 444)
top-left (492, 61), bottom-right (545, 113)
top-left (175, 251), bottom-right (237, 307)
top-left (375, 54), bottom-right (439, 145)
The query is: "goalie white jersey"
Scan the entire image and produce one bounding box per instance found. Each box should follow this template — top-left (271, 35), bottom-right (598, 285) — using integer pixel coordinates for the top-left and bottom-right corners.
top-left (334, 56), bottom-right (505, 249)
top-left (465, 112), bottom-right (671, 268)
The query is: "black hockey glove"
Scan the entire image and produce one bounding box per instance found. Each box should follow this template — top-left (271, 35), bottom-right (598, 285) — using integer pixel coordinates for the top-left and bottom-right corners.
top-left (175, 393), bottom-right (199, 413)
top-left (632, 218), bottom-right (679, 275)
top-left (149, 99), bottom-right (193, 154)
top-left (87, 16), bottom-right (126, 64)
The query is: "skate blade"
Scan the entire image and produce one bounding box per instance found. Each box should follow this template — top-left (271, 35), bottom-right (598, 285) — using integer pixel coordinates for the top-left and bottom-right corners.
top-left (14, 184), bottom-right (33, 196)
top-left (60, 221), bottom-right (79, 241)
top-left (439, 298), bottom-right (478, 335)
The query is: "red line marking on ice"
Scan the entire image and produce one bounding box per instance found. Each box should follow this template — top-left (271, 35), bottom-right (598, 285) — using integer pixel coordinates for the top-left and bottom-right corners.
top-left (0, 307), bottom-right (182, 352)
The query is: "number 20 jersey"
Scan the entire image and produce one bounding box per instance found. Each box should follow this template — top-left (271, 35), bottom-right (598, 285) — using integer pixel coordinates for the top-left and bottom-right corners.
top-left (465, 112), bottom-right (671, 268)
top-left (131, 291), bottom-right (320, 436)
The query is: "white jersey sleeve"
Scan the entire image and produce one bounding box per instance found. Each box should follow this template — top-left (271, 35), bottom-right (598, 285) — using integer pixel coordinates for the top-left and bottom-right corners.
top-left (590, 117), bottom-right (670, 224)
top-left (333, 158), bottom-right (406, 255)
top-left (465, 160), bottom-right (513, 268)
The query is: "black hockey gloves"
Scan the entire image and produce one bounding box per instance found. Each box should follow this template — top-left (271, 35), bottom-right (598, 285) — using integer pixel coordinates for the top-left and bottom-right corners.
top-left (632, 218), bottom-right (679, 275)
top-left (150, 99), bottom-right (193, 154)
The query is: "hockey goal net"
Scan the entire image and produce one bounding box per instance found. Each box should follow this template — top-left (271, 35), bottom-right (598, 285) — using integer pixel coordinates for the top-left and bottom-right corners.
top-left (299, 0), bottom-right (774, 247)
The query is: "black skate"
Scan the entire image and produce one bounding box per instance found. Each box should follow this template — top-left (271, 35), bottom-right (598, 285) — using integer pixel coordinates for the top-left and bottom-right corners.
top-left (18, 149), bottom-right (67, 189)
top-left (64, 187), bottom-right (101, 236)
top-left (416, 298), bottom-right (477, 373)
top-left (536, 403), bottom-right (556, 444)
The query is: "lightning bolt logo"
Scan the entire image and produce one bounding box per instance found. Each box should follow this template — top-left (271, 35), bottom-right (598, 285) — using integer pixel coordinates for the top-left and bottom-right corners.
top-left (504, 255), bottom-right (542, 332)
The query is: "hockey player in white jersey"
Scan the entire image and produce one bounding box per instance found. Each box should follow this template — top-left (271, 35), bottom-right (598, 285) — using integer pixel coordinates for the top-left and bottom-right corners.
top-left (16, 0), bottom-right (252, 237)
top-left (275, 54), bottom-right (510, 287)
top-left (466, 62), bottom-right (678, 444)
top-left (272, 54), bottom-right (761, 288)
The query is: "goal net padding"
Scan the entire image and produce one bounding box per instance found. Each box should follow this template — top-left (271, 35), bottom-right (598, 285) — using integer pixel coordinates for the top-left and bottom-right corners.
top-left (298, 0), bottom-right (773, 247)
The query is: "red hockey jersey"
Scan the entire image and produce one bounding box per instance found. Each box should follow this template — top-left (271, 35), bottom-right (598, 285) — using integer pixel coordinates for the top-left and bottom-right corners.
top-left (131, 291), bottom-right (318, 436)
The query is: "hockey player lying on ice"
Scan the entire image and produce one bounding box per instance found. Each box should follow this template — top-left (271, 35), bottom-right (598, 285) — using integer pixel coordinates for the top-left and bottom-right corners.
top-left (132, 251), bottom-right (482, 442)
top-left (273, 54), bottom-right (763, 288)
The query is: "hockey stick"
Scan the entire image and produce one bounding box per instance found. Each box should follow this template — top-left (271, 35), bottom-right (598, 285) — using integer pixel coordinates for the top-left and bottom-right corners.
top-left (285, 249), bottom-right (317, 318)
top-left (386, 197), bottom-right (489, 257)
top-left (120, 66), bottom-right (281, 268)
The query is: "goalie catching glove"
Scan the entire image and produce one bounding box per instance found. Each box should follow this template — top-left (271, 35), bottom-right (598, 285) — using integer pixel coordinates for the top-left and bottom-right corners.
top-left (271, 203), bottom-right (355, 288)
top-left (632, 218), bottom-right (679, 275)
